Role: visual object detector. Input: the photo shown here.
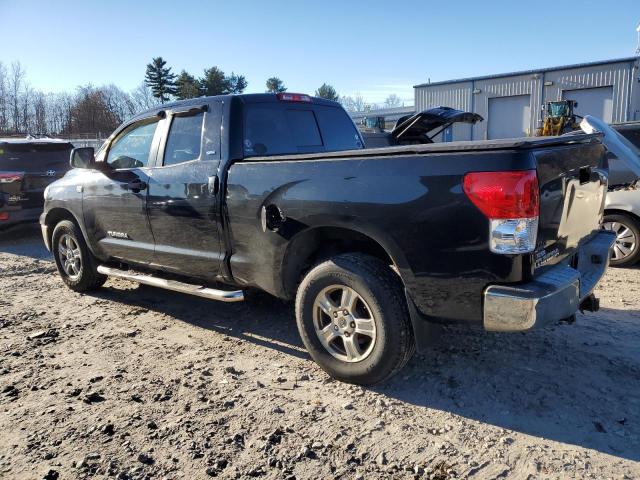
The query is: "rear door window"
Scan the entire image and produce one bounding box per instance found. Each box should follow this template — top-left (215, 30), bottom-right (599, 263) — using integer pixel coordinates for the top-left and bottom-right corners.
top-left (243, 104), bottom-right (362, 157)
top-left (163, 112), bottom-right (204, 166)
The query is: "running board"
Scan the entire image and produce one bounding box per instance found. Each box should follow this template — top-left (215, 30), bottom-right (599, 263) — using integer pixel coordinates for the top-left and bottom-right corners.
top-left (97, 265), bottom-right (244, 302)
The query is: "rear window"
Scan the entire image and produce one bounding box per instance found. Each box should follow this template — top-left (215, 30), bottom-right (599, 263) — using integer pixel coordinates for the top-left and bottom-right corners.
top-left (243, 105), bottom-right (362, 157)
top-left (0, 143), bottom-right (73, 171)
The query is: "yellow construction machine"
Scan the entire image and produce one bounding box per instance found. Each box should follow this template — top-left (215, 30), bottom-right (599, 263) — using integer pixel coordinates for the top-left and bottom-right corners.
top-left (539, 100), bottom-right (580, 136)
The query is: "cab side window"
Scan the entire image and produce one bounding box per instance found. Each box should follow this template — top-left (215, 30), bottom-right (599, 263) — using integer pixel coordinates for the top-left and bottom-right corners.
top-left (163, 113), bottom-right (204, 166)
top-left (106, 120), bottom-right (159, 169)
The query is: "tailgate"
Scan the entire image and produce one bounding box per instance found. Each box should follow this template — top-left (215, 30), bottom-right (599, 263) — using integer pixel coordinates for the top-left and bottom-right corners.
top-left (534, 140), bottom-right (608, 269)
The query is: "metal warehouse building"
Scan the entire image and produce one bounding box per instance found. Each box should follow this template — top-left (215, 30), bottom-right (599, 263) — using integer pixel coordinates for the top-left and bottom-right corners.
top-left (414, 57), bottom-right (640, 141)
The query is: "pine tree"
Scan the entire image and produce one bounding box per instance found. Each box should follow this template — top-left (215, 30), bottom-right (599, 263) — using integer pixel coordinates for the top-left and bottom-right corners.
top-left (144, 57), bottom-right (176, 103)
top-left (266, 77), bottom-right (287, 93)
top-left (315, 83), bottom-right (339, 101)
top-left (175, 70), bottom-right (200, 100)
top-left (227, 73), bottom-right (247, 94)
top-left (200, 67), bottom-right (228, 96)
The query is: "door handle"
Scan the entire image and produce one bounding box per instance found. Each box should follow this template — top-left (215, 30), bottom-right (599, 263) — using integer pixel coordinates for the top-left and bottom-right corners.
top-left (126, 180), bottom-right (147, 192)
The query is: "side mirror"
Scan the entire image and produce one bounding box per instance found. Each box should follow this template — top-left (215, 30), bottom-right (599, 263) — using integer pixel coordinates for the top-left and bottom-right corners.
top-left (70, 147), bottom-right (96, 169)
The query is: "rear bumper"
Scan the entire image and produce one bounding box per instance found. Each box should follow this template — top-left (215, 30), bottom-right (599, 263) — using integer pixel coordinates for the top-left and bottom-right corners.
top-left (0, 206), bottom-right (42, 228)
top-left (483, 230), bottom-right (616, 331)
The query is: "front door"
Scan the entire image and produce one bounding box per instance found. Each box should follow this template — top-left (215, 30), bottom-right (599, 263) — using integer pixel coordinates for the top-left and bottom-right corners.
top-left (147, 102), bottom-right (223, 280)
top-left (83, 117), bottom-right (163, 265)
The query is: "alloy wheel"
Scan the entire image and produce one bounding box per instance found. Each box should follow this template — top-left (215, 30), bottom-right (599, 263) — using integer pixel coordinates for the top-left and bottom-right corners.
top-left (312, 285), bottom-right (377, 363)
top-left (602, 221), bottom-right (638, 261)
top-left (58, 233), bottom-right (82, 280)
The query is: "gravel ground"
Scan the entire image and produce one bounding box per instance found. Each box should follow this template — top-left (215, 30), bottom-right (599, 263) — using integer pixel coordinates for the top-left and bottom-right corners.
top-left (0, 224), bottom-right (639, 480)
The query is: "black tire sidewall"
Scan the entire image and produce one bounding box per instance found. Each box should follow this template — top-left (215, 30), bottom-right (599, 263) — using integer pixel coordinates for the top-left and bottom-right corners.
top-left (296, 255), bottom-right (411, 384)
top-left (604, 213), bottom-right (640, 267)
top-left (52, 220), bottom-right (101, 290)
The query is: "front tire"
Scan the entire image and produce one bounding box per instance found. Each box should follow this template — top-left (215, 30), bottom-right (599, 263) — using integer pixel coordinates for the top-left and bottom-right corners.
top-left (52, 220), bottom-right (106, 292)
top-left (295, 253), bottom-right (415, 385)
top-left (602, 213), bottom-right (640, 267)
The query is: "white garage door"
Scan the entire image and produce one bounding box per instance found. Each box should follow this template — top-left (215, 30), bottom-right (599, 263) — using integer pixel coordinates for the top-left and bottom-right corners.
top-left (487, 95), bottom-right (531, 139)
top-left (562, 86), bottom-right (613, 123)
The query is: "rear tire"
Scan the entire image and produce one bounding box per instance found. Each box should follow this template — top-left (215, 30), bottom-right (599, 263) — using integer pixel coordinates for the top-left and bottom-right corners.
top-left (602, 213), bottom-right (640, 267)
top-left (295, 253), bottom-right (415, 385)
top-left (52, 220), bottom-right (106, 292)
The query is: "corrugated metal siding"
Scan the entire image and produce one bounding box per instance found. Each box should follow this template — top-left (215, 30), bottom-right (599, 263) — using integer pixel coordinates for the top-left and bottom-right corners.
top-left (544, 61), bottom-right (636, 123)
top-left (474, 74), bottom-right (542, 139)
top-left (414, 58), bottom-right (640, 140)
top-left (414, 82), bottom-right (473, 140)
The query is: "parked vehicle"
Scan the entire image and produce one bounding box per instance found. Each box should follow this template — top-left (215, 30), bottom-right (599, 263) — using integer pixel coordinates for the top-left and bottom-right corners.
top-left (41, 93), bottom-right (617, 384)
top-left (362, 106), bottom-right (483, 148)
top-left (581, 117), bottom-right (640, 267)
top-left (613, 121), bottom-right (640, 149)
top-left (0, 138), bottom-right (73, 229)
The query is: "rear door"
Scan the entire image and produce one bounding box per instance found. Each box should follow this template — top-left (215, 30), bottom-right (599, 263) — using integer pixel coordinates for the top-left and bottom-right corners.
top-left (146, 102), bottom-right (223, 280)
top-left (83, 118), bottom-right (162, 264)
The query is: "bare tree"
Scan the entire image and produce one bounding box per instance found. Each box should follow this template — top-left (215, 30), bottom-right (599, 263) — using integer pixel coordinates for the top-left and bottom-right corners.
top-left (383, 94), bottom-right (401, 108)
top-left (9, 61), bottom-right (26, 132)
top-left (0, 62), bottom-right (8, 132)
top-left (130, 81), bottom-right (160, 113)
top-left (102, 84), bottom-right (136, 123)
top-left (340, 93), bottom-right (367, 112)
top-left (32, 91), bottom-right (47, 134)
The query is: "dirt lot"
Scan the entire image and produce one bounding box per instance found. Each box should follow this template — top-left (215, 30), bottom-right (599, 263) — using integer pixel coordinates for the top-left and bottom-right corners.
top-left (0, 224), bottom-right (639, 480)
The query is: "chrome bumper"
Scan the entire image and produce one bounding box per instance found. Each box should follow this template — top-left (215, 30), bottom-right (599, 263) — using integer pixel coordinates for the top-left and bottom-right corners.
top-left (483, 231), bottom-right (616, 332)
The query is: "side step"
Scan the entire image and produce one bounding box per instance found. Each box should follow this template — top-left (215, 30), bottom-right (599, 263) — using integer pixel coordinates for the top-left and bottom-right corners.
top-left (97, 265), bottom-right (244, 302)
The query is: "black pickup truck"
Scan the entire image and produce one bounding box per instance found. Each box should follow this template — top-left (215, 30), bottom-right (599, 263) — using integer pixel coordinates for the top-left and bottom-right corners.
top-left (41, 93), bottom-right (615, 384)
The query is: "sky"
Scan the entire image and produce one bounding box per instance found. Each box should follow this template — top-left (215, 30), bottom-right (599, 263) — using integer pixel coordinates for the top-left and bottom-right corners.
top-left (1, 0), bottom-right (639, 105)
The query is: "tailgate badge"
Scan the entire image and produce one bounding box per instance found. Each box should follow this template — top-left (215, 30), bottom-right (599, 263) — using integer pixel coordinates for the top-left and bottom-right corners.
top-left (46, 170), bottom-right (56, 176)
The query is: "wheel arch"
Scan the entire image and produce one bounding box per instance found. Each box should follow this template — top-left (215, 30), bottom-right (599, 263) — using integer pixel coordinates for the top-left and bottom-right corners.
top-left (603, 208), bottom-right (640, 224)
top-left (280, 224), bottom-right (410, 299)
top-left (44, 208), bottom-right (93, 255)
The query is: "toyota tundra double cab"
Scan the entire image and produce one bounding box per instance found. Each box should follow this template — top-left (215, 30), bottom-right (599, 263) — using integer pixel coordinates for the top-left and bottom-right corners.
top-left (40, 93), bottom-right (615, 384)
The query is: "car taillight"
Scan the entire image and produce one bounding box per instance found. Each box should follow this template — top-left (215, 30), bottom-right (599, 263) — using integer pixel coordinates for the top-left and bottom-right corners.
top-left (276, 92), bottom-right (312, 102)
top-left (0, 172), bottom-right (23, 183)
top-left (463, 170), bottom-right (539, 254)
top-left (0, 212), bottom-right (8, 221)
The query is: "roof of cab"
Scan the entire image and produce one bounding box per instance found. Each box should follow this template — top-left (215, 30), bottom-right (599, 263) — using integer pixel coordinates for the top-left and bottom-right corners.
top-left (0, 136), bottom-right (72, 146)
top-left (129, 93), bottom-right (340, 123)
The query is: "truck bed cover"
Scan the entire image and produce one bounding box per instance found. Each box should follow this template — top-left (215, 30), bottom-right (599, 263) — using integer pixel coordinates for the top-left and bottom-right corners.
top-left (244, 133), bottom-right (603, 162)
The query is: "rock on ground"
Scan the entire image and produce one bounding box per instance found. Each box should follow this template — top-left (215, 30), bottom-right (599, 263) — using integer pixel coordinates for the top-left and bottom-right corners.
top-left (0, 225), bottom-right (639, 479)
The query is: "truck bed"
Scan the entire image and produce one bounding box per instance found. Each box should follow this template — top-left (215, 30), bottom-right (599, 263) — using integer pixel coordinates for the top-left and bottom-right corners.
top-left (243, 133), bottom-right (603, 162)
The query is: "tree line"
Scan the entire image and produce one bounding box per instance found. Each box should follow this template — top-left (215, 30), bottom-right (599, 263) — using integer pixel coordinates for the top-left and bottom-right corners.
top-left (0, 57), bottom-right (405, 137)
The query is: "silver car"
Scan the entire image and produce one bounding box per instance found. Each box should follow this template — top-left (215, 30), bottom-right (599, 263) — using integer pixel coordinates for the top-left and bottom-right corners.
top-left (582, 117), bottom-right (640, 267)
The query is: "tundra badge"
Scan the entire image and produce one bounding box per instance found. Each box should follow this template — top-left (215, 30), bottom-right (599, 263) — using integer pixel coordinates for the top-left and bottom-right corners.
top-left (107, 231), bottom-right (130, 240)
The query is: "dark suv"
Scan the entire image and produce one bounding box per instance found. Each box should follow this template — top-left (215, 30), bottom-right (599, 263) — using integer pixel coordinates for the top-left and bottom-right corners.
top-left (0, 138), bottom-right (73, 229)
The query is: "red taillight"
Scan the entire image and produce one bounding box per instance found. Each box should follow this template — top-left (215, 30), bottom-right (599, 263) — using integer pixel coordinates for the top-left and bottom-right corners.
top-left (0, 172), bottom-right (23, 184)
top-left (0, 212), bottom-right (9, 221)
top-left (463, 170), bottom-right (539, 219)
top-left (276, 92), bottom-right (312, 102)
